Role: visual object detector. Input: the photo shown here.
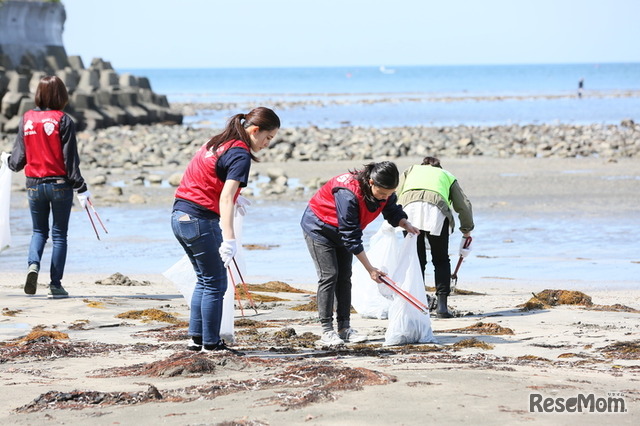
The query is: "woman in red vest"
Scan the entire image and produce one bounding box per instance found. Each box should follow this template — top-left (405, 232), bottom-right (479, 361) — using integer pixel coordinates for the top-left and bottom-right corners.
top-left (5, 75), bottom-right (91, 299)
top-left (172, 107), bottom-right (280, 354)
top-left (301, 161), bottom-right (419, 346)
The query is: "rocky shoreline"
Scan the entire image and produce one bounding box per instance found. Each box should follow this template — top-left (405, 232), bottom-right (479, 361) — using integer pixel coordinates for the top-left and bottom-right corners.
top-left (2, 119), bottom-right (639, 205)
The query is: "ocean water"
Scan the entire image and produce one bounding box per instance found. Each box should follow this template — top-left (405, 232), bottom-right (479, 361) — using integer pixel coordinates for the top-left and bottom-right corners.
top-left (2, 64), bottom-right (639, 290)
top-left (123, 63), bottom-right (640, 127)
top-left (2, 199), bottom-right (638, 290)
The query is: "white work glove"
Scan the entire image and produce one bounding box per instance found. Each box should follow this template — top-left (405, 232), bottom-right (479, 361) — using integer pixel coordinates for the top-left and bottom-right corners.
top-left (235, 195), bottom-right (252, 216)
top-left (1, 151), bottom-right (9, 165)
top-left (459, 235), bottom-right (473, 258)
top-left (376, 266), bottom-right (394, 300)
top-left (76, 190), bottom-right (92, 209)
top-left (219, 239), bottom-right (237, 268)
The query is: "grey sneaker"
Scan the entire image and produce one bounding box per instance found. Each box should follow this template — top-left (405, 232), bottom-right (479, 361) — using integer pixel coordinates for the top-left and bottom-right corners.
top-left (47, 285), bottom-right (69, 299)
top-left (318, 330), bottom-right (345, 346)
top-left (338, 327), bottom-right (368, 343)
top-left (24, 264), bottom-right (39, 295)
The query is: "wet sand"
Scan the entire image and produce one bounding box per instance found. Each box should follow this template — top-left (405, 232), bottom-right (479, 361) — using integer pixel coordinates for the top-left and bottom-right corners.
top-left (1, 156), bottom-right (639, 424)
top-left (0, 273), bottom-right (638, 425)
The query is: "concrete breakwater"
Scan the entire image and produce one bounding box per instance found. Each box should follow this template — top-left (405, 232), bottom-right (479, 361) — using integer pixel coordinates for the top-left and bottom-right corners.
top-left (0, 0), bottom-right (181, 132)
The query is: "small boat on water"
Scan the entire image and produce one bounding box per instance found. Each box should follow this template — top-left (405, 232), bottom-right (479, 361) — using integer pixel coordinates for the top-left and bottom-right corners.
top-left (379, 65), bottom-right (396, 74)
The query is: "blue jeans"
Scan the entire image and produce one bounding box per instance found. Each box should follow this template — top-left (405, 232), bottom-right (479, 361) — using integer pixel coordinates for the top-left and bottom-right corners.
top-left (27, 181), bottom-right (73, 287)
top-left (171, 209), bottom-right (227, 346)
top-left (303, 231), bottom-right (353, 332)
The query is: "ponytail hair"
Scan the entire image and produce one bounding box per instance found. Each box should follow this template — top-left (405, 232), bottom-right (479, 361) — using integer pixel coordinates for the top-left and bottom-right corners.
top-left (206, 106), bottom-right (280, 161)
top-left (352, 161), bottom-right (399, 203)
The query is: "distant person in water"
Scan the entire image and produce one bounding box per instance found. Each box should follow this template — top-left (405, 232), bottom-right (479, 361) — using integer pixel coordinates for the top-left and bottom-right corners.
top-left (578, 78), bottom-right (584, 98)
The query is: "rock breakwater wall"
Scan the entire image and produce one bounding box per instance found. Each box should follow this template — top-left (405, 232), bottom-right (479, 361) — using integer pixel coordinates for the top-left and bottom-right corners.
top-left (0, 0), bottom-right (182, 132)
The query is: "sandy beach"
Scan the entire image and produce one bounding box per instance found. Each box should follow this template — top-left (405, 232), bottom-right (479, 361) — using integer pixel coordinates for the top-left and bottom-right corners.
top-left (1, 152), bottom-right (639, 424)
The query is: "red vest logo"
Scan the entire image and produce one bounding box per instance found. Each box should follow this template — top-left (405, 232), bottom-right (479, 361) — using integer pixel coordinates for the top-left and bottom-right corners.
top-left (44, 122), bottom-right (55, 136)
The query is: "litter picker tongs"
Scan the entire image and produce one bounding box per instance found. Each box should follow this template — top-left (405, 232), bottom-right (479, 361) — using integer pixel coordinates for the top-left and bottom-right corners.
top-left (84, 199), bottom-right (108, 240)
top-left (227, 257), bottom-right (258, 316)
top-left (379, 275), bottom-right (429, 315)
top-left (451, 235), bottom-right (472, 288)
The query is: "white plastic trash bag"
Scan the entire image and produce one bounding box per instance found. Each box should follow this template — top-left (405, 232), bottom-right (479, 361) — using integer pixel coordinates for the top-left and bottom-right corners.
top-left (163, 254), bottom-right (240, 343)
top-left (384, 234), bottom-right (437, 346)
top-left (0, 154), bottom-right (12, 252)
top-left (163, 211), bottom-right (247, 343)
top-left (351, 221), bottom-right (401, 319)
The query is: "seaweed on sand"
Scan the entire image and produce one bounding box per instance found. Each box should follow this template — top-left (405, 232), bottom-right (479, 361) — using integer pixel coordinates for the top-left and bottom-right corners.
top-left (426, 286), bottom-right (484, 296)
top-left (439, 321), bottom-right (514, 335)
top-left (16, 385), bottom-right (176, 413)
top-left (588, 303), bottom-right (640, 313)
top-left (520, 289), bottom-right (593, 311)
top-left (242, 243), bottom-right (279, 250)
top-left (452, 338), bottom-right (494, 350)
top-left (23, 362), bottom-right (397, 412)
top-left (82, 299), bottom-right (105, 309)
top-left (599, 340), bottom-right (640, 360)
top-left (91, 352), bottom-right (220, 378)
top-left (253, 364), bottom-right (397, 409)
top-left (243, 281), bottom-right (314, 294)
top-left (8, 329), bottom-right (69, 345)
top-left (2, 307), bottom-right (22, 317)
top-left (235, 286), bottom-right (288, 302)
top-left (0, 333), bottom-right (134, 361)
top-left (116, 308), bottom-right (186, 325)
top-left (291, 299), bottom-right (318, 312)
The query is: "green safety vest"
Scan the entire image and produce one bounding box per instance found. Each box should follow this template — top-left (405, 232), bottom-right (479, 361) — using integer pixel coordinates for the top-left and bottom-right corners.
top-left (400, 165), bottom-right (456, 205)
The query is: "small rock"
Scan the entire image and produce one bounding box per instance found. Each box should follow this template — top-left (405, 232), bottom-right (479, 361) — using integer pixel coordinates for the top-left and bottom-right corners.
top-left (89, 175), bottom-right (108, 186)
top-left (129, 194), bottom-right (146, 204)
top-left (168, 173), bottom-right (183, 187)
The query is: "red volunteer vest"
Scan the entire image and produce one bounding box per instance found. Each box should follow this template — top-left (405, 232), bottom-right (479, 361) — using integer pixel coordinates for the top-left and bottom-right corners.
top-left (174, 140), bottom-right (249, 214)
top-left (23, 110), bottom-right (66, 178)
top-left (309, 173), bottom-right (388, 229)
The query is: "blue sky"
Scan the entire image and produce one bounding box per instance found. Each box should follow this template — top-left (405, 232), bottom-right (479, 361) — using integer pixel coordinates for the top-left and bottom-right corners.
top-left (62, 0), bottom-right (640, 69)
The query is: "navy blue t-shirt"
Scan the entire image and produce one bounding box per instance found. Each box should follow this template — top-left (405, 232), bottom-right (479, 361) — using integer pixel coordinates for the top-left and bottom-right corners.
top-left (173, 147), bottom-right (252, 219)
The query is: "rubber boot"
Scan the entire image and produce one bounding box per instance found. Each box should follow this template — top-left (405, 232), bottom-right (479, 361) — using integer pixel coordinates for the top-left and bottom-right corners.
top-left (436, 294), bottom-right (453, 318)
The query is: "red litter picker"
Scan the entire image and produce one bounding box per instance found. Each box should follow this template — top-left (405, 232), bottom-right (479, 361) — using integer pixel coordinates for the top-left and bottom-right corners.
top-left (379, 275), bottom-right (429, 315)
top-left (227, 258), bottom-right (258, 316)
top-left (84, 199), bottom-right (108, 240)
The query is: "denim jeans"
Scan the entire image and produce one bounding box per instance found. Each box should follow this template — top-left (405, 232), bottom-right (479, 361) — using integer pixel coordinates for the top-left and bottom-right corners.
top-left (27, 181), bottom-right (73, 287)
top-left (303, 232), bottom-right (353, 332)
top-left (171, 209), bottom-right (227, 346)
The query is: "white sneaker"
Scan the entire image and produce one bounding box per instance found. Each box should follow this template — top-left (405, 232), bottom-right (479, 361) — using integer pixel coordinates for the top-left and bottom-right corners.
top-left (186, 338), bottom-right (202, 352)
top-left (318, 330), bottom-right (344, 346)
top-left (338, 328), bottom-right (368, 343)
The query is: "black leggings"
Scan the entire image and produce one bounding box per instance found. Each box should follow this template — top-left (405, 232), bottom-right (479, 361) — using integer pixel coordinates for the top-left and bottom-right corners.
top-left (415, 218), bottom-right (451, 296)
